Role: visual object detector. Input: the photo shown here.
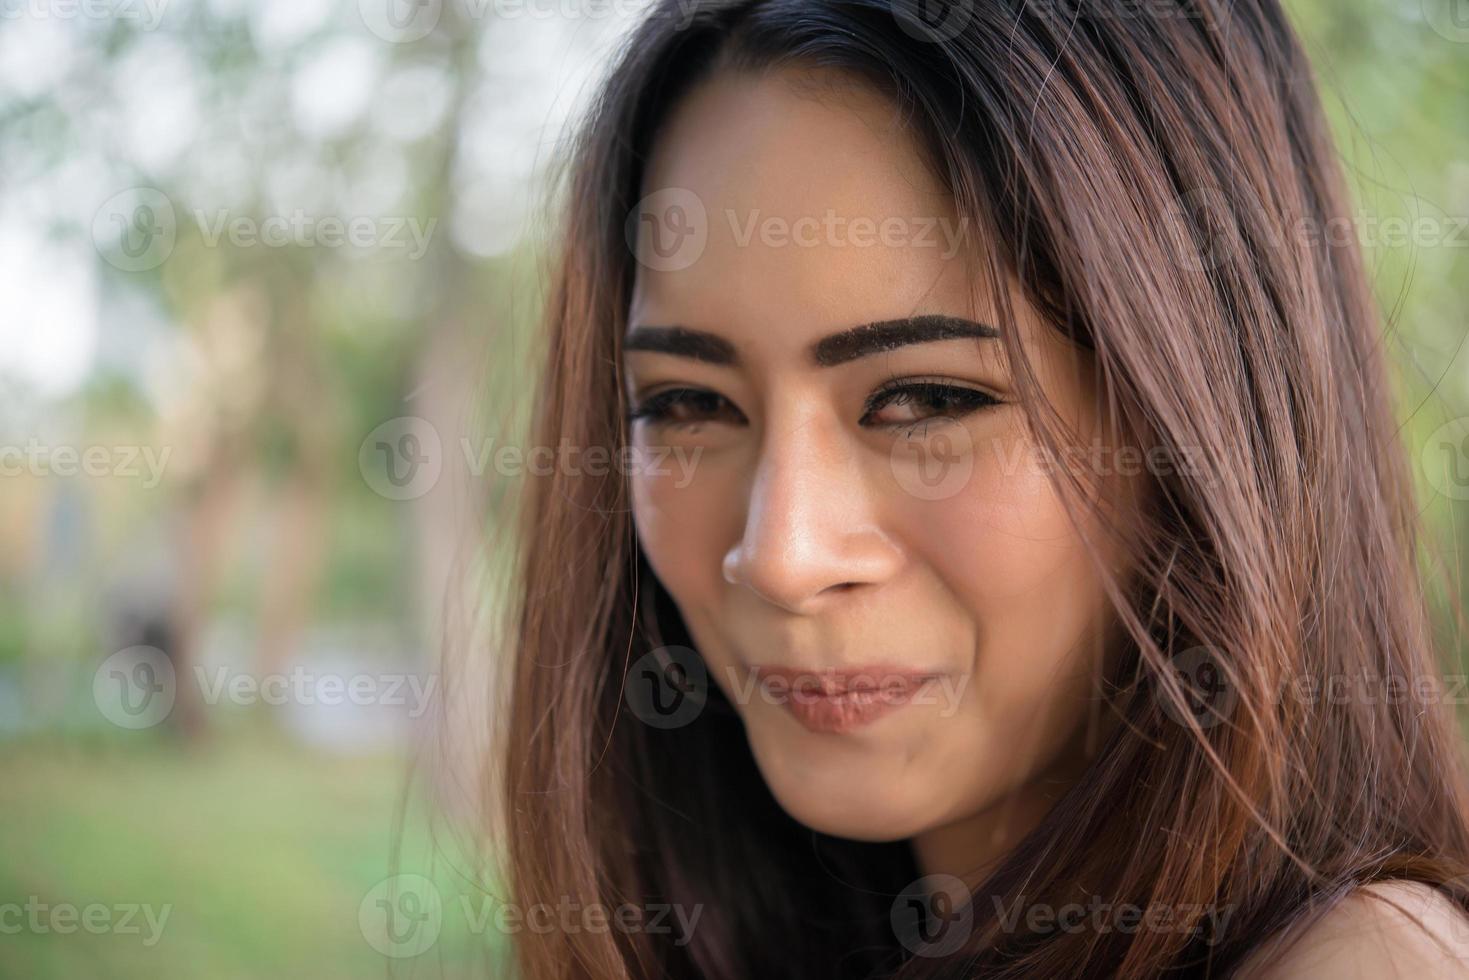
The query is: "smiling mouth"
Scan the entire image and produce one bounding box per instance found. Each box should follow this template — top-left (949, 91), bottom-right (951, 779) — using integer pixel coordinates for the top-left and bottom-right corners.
top-left (751, 666), bottom-right (941, 735)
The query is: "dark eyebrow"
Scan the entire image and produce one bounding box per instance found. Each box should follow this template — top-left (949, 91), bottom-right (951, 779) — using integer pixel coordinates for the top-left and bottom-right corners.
top-left (623, 314), bottom-right (999, 368)
top-left (622, 325), bottom-right (738, 365)
top-left (811, 314), bottom-right (1000, 366)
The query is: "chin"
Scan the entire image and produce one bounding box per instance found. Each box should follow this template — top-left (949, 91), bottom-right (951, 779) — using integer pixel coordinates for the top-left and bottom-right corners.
top-left (745, 729), bottom-right (934, 841)
top-left (767, 778), bottom-right (930, 841)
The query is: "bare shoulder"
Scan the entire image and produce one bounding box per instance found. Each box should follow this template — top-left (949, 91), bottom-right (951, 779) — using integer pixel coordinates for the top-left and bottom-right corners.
top-left (1235, 880), bottom-right (1469, 979)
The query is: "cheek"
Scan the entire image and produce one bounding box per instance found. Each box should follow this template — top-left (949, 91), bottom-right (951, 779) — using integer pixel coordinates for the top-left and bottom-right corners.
top-left (630, 446), bottom-right (762, 715)
top-left (898, 426), bottom-right (1111, 775)
top-left (628, 440), bottom-right (739, 625)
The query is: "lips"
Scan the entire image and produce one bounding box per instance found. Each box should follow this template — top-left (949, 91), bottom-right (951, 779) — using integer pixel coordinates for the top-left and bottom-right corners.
top-left (752, 665), bottom-right (940, 735)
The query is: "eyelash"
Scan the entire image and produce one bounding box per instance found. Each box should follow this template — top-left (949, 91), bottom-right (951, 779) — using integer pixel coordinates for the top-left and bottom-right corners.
top-left (624, 376), bottom-right (1000, 437)
top-left (864, 378), bottom-right (1002, 436)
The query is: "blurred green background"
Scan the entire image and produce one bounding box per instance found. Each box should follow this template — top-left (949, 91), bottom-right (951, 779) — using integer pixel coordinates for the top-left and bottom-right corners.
top-left (0, 0), bottom-right (1466, 977)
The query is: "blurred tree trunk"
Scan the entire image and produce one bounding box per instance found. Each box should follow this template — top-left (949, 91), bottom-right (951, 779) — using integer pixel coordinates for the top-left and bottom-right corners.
top-left (171, 434), bottom-right (246, 739)
top-left (255, 264), bottom-right (337, 681)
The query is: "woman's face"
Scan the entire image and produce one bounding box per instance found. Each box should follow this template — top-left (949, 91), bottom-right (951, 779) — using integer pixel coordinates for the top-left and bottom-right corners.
top-left (624, 67), bottom-right (1126, 868)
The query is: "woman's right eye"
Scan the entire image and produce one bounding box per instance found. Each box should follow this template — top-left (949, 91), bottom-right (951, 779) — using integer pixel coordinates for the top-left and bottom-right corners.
top-left (626, 388), bottom-right (746, 429)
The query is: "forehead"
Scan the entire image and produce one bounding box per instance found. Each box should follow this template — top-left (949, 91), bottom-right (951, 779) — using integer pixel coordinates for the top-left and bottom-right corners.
top-left (628, 66), bottom-right (989, 351)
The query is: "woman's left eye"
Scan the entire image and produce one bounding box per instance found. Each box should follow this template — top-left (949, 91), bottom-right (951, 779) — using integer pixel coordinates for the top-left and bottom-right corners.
top-left (860, 380), bottom-right (1000, 433)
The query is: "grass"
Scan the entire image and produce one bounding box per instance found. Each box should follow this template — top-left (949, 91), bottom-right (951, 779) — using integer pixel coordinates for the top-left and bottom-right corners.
top-left (0, 723), bottom-right (508, 979)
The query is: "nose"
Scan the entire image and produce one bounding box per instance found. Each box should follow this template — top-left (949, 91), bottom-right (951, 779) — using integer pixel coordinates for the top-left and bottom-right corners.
top-left (722, 411), bottom-right (903, 614)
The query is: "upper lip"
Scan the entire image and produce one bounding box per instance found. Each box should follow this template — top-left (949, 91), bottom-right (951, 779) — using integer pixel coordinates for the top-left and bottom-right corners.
top-left (752, 664), bottom-right (940, 696)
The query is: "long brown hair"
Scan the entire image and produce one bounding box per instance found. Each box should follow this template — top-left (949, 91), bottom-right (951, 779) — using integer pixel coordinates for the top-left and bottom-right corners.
top-left (482, 1), bottom-right (1469, 976)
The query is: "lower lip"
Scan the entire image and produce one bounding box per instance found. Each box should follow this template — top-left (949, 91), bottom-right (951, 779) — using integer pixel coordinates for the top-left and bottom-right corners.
top-left (754, 668), bottom-right (939, 735)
